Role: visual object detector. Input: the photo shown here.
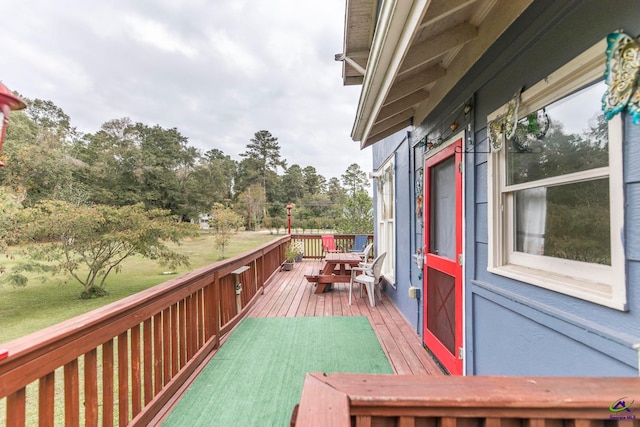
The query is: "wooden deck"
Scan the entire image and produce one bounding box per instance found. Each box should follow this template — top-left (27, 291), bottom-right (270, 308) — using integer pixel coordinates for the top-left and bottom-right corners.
top-left (247, 260), bottom-right (445, 376)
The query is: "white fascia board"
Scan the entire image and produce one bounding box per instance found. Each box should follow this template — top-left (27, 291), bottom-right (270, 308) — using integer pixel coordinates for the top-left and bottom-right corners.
top-left (351, 0), bottom-right (430, 147)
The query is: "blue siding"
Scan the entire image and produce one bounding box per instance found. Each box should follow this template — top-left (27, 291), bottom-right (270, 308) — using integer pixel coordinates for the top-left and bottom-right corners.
top-left (372, 128), bottom-right (423, 333)
top-left (472, 292), bottom-right (635, 376)
top-left (369, 0), bottom-right (640, 376)
top-left (463, 1), bottom-right (640, 376)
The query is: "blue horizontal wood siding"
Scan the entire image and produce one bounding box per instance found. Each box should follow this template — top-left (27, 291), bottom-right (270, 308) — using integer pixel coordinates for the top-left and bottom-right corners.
top-left (372, 129), bottom-right (423, 332)
top-left (462, 0), bottom-right (640, 375)
top-left (371, 0), bottom-right (640, 376)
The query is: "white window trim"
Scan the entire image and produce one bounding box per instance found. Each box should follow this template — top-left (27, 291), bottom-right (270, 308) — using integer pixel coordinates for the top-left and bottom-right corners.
top-left (487, 39), bottom-right (627, 311)
top-left (376, 156), bottom-right (396, 285)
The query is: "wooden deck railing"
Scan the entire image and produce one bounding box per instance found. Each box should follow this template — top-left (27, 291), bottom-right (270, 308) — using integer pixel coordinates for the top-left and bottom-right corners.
top-left (292, 373), bottom-right (640, 426)
top-left (291, 234), bottom-right (373, 259)
top-left (0, 235), bottom-right (292, 427)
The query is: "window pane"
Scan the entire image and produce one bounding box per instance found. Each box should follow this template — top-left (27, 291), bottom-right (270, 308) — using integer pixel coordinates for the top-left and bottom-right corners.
top-left (507, 81), bottom-right (609, 186)
top-left (514, 178), bottom-right (610, 265)
top-left (387, 168), bottom-right (394, 219)
top-left (429, 157), bottom-right (456, 260)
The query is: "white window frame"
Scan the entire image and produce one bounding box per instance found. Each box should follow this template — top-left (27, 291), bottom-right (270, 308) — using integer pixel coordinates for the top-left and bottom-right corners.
top-left (376, 156), bottom-right (396, 285)
top-left (487, 39), bottom-right (627, 310)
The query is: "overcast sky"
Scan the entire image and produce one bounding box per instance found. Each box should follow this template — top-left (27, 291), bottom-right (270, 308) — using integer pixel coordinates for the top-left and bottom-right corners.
top-left (0, 0), bottom-right (371, 181)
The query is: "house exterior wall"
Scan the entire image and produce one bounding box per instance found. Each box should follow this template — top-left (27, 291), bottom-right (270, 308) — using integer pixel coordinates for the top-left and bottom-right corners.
top-left (370, 0), bottom-right (640, 376)
top-left (372, 130), bottom-right (424, 333)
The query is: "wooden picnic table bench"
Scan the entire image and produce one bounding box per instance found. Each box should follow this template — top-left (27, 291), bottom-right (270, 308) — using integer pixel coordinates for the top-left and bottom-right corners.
top-left (305, 252), bottom-right (363, 294)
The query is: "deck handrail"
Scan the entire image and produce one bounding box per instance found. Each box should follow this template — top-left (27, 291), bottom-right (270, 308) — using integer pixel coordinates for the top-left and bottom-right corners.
top-left (293, 373), bottom-right (640, 426)
top-left (291, 234), bottom-right (373, 259)
top-left (0, 235), bottom-right (292, 426)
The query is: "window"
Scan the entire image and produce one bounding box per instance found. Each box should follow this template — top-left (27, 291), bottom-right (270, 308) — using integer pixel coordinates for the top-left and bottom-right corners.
top-left (487, 40), bottom-right (626, 310)
top-left (376, 157), bottom-right (395, 284)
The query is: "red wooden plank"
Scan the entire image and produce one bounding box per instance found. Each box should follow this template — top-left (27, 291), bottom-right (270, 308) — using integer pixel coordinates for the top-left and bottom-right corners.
top-left (186, 295), bottom-right (195, 359)
top-left (375, 300), bottom-right (428, 375)
top-left (197, 289), bottom-right (205, 349)
top-left (211, 272), bottom-right (220, 348)
top-left (287, 272), bottom-right (313, 317)
top-left (6, 387), bottom-right (26, 427)
top-left (294, 373), bottom-right (350, 427)
top-left (153, 313), bottom-right (163, 395)
top-left (130, 325), bottom-right (142, 417)
top-left (143, 318), bottom-right (153, 405)
top-left (39, 372), bottom-right (55, 426)
top-left (64, 359), bottom-right (80, 427)
top-left (179, 299), bottom-right (187, 368)
top-left (117, 331), bottom-right (129, 426)
top-left (102, 339), bottom-right (114, 427)
top-left (162, 307), bottom-right (171, 385)
top-left (171, 304), bottom-right (179, 377)
top-left (84, 349), bottom-right (99, 427)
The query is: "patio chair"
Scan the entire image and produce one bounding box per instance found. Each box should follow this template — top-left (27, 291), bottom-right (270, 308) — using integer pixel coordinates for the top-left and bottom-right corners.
top-left (352, 242), bottom-right (373, 263)
top-left (349, 252), bottom-right (386, 307)
top-left (321, 235), bottom-right (342, 255)
top-left (349, 235), bottom-right (368, 253)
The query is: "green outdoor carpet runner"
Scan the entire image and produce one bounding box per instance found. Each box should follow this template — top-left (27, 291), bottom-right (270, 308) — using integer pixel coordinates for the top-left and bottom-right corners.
top-left (163, 316), bottom-right (393, 426)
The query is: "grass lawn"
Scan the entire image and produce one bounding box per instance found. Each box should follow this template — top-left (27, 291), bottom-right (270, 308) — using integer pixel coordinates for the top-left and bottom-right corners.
top-left (0, 231), bottom-right (281, 344)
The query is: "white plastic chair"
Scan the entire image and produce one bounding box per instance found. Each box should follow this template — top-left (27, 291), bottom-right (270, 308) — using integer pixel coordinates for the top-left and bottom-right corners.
top-left (352, 242), bottom-right (373, 262)
top-left (349, 252), bottom-right (386, 306)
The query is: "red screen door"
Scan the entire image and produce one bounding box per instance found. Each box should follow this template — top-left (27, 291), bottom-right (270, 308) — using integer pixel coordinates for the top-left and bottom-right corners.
top-left (423, 138), bottom-right (463, 375)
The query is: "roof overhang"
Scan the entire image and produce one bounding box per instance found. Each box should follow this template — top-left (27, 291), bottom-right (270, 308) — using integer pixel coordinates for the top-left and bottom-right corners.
top-left (338, 0), bottom-right (535, 149)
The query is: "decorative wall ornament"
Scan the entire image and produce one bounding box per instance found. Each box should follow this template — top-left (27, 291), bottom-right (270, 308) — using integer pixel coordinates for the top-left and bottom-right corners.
top-left (488, 120), bottom-right (505, 152)
top-left (602, 31), bottom-right (640, 124)
top-left (487, 89), bottom-right (521, 151)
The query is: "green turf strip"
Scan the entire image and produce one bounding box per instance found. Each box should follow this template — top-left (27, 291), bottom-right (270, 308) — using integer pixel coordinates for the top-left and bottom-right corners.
top-left (163, 316), bottom-right (393, 426)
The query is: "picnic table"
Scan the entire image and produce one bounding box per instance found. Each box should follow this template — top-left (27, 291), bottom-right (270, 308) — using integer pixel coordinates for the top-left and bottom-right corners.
top-left (305, 252), bottom-right (363, 294)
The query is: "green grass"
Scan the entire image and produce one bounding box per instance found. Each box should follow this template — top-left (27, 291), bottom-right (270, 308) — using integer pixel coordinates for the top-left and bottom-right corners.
top-left (0, 231), bottom-right (280, 344)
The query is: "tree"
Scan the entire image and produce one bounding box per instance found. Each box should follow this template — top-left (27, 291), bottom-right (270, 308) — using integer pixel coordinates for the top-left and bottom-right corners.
top-left (281, 164), bottom-right (305, 203)
top-left (135, 123), bottom-right (198, 219)
top-left (74, 117), bottom-right (144, 207)
top-left (202, 149), bottom-right (237, 202)
top-left (302, 166), bottom-right (326, 195)
top-left (0, 104), bottom-right (75, 206)
top-left (326, 177), bottom-right (346, 204)
top-left (11, 201), bottom-right (197, 298)
top-left (341, 163), bottom-right (368, 197)
top-left (336, 191), bottom-right (373, 234)
top-left (0, 187), bottom-right (24, 253)
top-left (209, 203), bottom-right (243, 259)
top-left (236, 184), bottom-right (266, 230)
top-left (239, 130), bottom-right (286, 208)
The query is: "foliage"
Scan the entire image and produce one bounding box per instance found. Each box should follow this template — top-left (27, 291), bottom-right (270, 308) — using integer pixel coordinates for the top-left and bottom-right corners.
top-left (336, 191), bottom-right (373, 234)
top-left (281, 164), bottom-right (305, 203)
top-left (509, 113), bottom-right (610, 264)
top-left (1, 108), bottom-right (74, 206)
top-left (0, 94), bottom-right (371, 236)
top-left (209, 203), bottom-right (244, 259)
top-left (284, 241), bottom-right (303, 262)
top-left (0, 233), bottom-right (279, 343)
top-left (238, 130), bottom-right (287, 205)
top-left (236, 184), bottom-right (266, 230)
top-left (341, 163), bottom-right (368, 197)
top-left (0, 187), bottom-right (24, 252)
top-left (8, 201), bottom-right (198, 298)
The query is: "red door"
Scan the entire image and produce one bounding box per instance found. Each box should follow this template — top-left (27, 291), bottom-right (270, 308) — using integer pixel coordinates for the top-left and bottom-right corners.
top-left (423, 138), bottom-right (463, 375)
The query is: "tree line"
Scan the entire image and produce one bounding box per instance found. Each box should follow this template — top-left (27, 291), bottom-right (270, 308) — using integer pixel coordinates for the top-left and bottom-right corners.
top-left (1, 95), bottom-right (373, 233)
top-left (0, 95), bottom-right (373, 298)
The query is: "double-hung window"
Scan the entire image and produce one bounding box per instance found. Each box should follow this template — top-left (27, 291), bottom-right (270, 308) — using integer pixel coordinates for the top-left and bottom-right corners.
top-left (487, 40), bottom-right (626, 310)
top-left (376, 157), bottom-right (396, 284)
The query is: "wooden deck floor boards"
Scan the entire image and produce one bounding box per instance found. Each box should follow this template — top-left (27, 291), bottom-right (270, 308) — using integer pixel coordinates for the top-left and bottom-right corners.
top-left (247, 260), bottom-right (445, 376)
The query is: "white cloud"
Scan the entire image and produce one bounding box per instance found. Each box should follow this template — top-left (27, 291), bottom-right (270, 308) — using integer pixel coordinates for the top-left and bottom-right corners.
top-left (124, 15), bottom-right (199, 59)
top-left (0, 0), bottom-right (369, 180)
